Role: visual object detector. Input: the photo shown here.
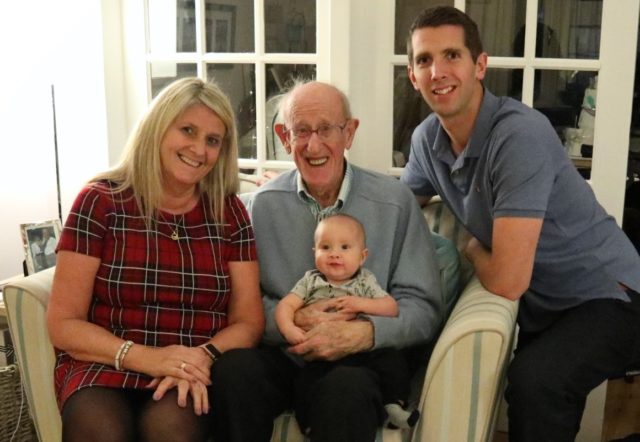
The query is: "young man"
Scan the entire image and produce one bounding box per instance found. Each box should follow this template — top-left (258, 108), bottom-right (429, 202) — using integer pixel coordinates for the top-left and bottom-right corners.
top-left (401, 6), bottom-right (640, 441)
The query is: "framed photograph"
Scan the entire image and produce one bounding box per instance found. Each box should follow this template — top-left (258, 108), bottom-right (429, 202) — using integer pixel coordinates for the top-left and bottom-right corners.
top-left (20, 219), bottom-right (62, 275)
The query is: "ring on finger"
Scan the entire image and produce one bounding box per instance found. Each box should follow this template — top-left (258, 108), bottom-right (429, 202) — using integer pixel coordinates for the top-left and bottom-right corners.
top-left (180, 362), bottom-right (187, 370)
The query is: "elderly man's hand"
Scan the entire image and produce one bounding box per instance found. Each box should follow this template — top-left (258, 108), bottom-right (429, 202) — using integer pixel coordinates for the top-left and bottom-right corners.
top-left (293, 298), bottom-right (357, 331)
top-left (287, 320), bottom-right (374, 361)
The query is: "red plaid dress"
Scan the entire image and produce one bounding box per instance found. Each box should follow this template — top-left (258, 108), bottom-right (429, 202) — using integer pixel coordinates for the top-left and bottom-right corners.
top-left (53, 180), bottom-right (256, 409)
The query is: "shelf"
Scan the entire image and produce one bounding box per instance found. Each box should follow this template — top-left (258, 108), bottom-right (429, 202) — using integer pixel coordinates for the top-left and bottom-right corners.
top-left (570, 155), bottom-right (592, 169)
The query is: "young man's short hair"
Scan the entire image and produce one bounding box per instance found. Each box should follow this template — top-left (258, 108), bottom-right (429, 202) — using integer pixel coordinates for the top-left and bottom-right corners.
top-left (407, 6), bottom-right (484, 64)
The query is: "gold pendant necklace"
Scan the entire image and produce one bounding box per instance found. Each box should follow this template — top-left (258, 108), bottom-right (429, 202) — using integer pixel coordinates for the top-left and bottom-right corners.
top-left (171, 214), bottom-right (185, 240)
top-left (160, 213), bottom-right (185, 240)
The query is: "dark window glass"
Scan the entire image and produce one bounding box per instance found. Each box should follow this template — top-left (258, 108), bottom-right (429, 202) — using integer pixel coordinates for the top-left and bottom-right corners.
top-left (392, 65), bottom-right (431, 167)
top-left (206, 64), bottom-right (257, 159)
top-left (623, 17), bottom-right (640, 253)
top-left (484, 68), bottom-right (522, 101)
top-left (395, 0), bottom-right (453, 55)
top-left (151, 63), bottom-right (198, 97)
top-left (205, 1), bottom-right (254, 53)
top-left (265, 0), bottom-right (316, 53)
top-left (533, 69), bottom-right (597, 175)
top-left (538, 0), bottom-right (602, 59)
top-left (466, 0), bottom-right (526, 57)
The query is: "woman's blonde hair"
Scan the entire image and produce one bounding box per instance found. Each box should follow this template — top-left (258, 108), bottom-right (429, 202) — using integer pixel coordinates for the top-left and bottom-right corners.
top-left (94, 77), bottom-right (239, 222)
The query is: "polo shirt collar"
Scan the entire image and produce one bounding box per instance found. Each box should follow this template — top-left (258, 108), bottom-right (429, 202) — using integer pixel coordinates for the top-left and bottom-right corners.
top-left (432, 87), bottom-right (499, 164)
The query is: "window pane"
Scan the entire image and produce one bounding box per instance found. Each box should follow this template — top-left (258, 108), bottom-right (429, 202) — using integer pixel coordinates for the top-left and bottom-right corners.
top-left (205, 1), bottom-right (254, 53)
top-left (533, 70), bottom-right (597, 165)
top-left (149, 0), bottom-right (196, 53)
top-left (265, 0), bottom-right (316, 53)
top-left (395, 0), bottom-right (453, 55)
top-left (484, 68), bottom-right (522, 101)
top-left (265, 64), bottom-right (316, 160)
top-left (630, 23), bottom-right (640, 154)
top-left (624, 19), bottom-right (640, 252)
top-left (466, 0), bottom-right (526, 57)
top-left (150, 62), bottom-right (197, 97)
top-left (392, 65), bottom-right (431, 167)
top-left (207, 64), bottom-right (257, 159)
top-left (538, 0), bottom-right (602, 59)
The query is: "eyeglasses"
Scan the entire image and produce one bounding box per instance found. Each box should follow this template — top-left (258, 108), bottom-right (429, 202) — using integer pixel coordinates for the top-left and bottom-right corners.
top-left (284, 122), bottom-right (348, 145)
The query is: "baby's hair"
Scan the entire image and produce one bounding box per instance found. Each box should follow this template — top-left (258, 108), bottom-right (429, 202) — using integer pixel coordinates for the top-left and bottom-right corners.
top-left (316, 213), bottom-right (367, 246)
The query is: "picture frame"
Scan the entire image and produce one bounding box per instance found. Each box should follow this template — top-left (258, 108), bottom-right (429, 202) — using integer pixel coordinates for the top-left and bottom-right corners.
top-left (20, 219), bottom-right (62, 275)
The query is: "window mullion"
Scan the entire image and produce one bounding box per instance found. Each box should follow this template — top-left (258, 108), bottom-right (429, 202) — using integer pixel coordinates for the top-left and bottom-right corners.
top-left (521, 0), bottom-right (539, 107)
top-left (196, 0), bottom-right (205, 77)
top-left (254, 0), bottom-right (266, 174)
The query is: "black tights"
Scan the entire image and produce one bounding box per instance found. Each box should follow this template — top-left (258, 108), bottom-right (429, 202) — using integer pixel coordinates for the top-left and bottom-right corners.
top-left (61, 387), bottom-right (209, 442)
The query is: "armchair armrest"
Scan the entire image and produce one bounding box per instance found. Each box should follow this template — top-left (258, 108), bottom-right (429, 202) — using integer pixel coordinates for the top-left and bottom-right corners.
top-left (413, 276), bottom-right (518, 442)
top-left (4, 267), bottom-right (61, 442)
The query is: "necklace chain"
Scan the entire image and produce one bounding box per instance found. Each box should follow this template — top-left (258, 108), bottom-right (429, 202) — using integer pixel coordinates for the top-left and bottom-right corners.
top-left (159, 213), bottom-right (185, 240)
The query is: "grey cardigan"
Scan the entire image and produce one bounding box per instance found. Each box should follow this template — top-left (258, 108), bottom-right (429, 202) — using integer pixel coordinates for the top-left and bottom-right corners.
top-left (248, 164), bottom-right (443, 349)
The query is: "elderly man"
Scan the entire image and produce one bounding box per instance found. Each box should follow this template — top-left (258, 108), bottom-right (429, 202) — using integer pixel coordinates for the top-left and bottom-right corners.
top-left (211, 80), bottom-right (443, 441)
top-left (401, 6), bottom-right (640, 441)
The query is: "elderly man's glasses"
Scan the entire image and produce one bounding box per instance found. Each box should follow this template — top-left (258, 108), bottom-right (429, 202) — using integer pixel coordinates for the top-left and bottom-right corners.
top-left (284, 122), bottom-right (348, 144)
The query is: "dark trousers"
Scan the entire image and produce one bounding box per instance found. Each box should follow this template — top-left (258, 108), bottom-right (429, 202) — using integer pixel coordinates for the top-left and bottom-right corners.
top-left (210, 346), bottom-right (388, 442)
top-left (293, 348), bottom-right (408, 433)
top-left (505, 290), bottom-right (640, 442)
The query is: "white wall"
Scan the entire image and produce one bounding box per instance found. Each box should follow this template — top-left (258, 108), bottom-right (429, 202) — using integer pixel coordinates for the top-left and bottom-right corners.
top-left (0, 0), bottom-right (110, 280)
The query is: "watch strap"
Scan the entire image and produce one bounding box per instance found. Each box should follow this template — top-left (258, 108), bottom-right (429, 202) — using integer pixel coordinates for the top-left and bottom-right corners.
top-left (201, 343), bottom-right (222, 361)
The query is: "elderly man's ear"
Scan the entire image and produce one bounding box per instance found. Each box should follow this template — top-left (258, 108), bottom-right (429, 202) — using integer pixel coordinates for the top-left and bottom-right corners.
top-left (274, 123), bottom-right (291, 154)
top-left (344, 118), bottom-right (360, 150)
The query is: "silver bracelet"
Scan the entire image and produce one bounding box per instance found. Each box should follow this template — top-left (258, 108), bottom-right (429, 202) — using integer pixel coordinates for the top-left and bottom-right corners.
top-left (115, 340), bottom-right (134, 371)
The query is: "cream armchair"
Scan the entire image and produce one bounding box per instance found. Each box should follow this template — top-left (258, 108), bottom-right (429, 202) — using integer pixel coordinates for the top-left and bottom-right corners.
top-left (4, 195), bottom-right (518, 442)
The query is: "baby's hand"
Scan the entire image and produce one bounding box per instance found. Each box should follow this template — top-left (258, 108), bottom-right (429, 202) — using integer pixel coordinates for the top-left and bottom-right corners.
top-left (332, 296), bottom-right (363, 314)
top-left (283, 325), bottom-right (307, 345)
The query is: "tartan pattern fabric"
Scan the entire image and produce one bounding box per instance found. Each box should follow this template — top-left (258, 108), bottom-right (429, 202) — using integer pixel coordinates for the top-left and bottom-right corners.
top-left (53, 181), bottom-right (256, 409)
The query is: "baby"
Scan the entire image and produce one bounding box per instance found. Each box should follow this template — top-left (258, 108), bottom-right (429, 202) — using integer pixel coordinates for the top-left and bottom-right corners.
top-left (276, 213), bottom-right (419, 432)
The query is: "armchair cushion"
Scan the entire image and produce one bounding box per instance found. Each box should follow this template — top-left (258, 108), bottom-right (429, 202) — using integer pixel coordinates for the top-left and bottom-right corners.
top-left (4, 267), bottom-right (60, 442)
top-left (432, 232), bottom-right (462, 317)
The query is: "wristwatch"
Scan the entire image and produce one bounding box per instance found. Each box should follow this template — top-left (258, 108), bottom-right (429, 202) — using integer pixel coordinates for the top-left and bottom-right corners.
top-left (201, 343), bottom-right (222, 362)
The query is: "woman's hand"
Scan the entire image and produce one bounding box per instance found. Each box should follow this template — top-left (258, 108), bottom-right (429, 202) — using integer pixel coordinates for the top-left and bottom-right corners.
top-left (148, 376), bottom-right (210, 415)
top-left (127, 344), bottom-right (212, 386)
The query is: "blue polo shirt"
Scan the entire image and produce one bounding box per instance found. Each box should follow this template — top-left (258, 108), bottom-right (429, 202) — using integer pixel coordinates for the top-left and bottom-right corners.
top-left (402, 89), bottom-right (640, 331)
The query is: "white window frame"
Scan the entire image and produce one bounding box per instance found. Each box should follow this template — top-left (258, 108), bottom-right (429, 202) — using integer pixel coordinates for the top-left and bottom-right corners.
top-left (119, 0), bottom-right (349, 178)
top-left (118, 1), bottom-right (639, 222)
top-left (349, 0), bottom-right (639, 224)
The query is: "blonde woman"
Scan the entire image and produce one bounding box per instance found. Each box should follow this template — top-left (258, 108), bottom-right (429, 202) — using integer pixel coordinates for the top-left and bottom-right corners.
top-left (47, 77), bottom-right (264, 441)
